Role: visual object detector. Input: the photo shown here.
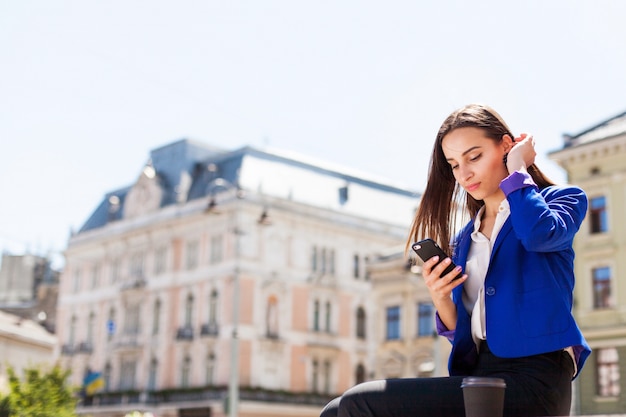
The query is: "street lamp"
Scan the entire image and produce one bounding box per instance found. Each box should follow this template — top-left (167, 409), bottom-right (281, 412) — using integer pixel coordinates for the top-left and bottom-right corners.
top-left (206, 177), bottom-right (243, 417)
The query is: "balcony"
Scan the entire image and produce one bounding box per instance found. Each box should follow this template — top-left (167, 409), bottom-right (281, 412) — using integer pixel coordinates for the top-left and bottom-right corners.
top-left (176, 326), bottom-right (194, 341)
top-left (120, 274), bottom-right (147, 291)
top-left (61, 344), bottom-right (75, 356)
top-left (200, 322), bottom-right (219, 337)
top-left (81, 386), bottom-right (335, 408)
top-left (113, 333), bottom-right (142, 350)
top-left (77, 341), bottom-right (94, 354)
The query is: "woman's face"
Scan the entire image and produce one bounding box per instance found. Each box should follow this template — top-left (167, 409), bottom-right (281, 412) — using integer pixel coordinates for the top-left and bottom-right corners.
top-left (442, 127), bottom-right (510, 202)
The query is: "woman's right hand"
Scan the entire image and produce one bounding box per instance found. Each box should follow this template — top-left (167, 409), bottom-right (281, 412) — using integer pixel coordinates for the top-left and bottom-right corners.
top-left (422, 255), bottom-right (466, 330)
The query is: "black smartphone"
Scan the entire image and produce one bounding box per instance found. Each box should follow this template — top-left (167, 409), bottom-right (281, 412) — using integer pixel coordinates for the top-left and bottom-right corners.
top-left (411, 238), bottom-right (461, 279)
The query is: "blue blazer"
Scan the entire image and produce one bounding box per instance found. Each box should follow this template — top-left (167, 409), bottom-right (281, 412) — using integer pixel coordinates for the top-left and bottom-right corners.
top-left (446, 182), bottom-right (591, 378)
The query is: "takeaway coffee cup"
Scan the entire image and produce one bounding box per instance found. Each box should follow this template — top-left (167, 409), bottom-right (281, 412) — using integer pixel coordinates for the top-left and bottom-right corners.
top-left (461, 376), bottom-right (507, 417)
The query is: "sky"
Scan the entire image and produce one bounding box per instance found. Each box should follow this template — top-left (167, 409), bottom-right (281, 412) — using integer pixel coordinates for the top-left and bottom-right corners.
top-left (2, 1), bottom-right (626, 269)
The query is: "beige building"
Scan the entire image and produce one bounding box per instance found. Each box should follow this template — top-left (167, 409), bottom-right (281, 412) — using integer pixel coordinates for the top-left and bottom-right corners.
top-left (57, 139), bottom-right (419, 417)
top-left (369, 249), bottom-right (451, 380)
top-left (549, 109), bottom-right (626, 415)
top-left (0, 309), bottom-right (58, 393)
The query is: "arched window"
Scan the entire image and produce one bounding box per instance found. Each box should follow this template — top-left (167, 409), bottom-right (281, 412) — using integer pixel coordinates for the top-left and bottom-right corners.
top-left (185, 293), bottom-right (194, 328)
top-left (87, 312), bottom-right (95, 345)
top-left (355, 363), bottom-right (366, 384)
top-left (356, 306), bottom-right (366, 339)
top-left (267, 295), bottom-right (279, 338)
top-left (209, 289), bottom-right (218, 324)
top-left (152, 299), bottom-right (161, 335)
top-left (206, 352), bottom-right (216, 385)
top-left (181, 355), bottom-right (191, 387)
top-left (312, 359), bottom-right (319, 392)
top-left (323, 360), bottom-right (332, 393)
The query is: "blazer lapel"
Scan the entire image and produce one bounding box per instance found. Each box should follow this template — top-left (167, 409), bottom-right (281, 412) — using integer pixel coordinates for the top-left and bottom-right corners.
top-left (490, 218), bottom-right (512, 262)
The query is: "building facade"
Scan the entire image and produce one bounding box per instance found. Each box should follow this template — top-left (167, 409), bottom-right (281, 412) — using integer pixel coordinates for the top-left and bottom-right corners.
top-left (57, 139), bottom-right (419, 417)
top-left (549, 110), bottom-right (626, 415)
top-left (0, 309), bottom-right (58, 393)
top-left (0, 253), bottom-right (59, 333)
top-left (368, 249), bottom-right (451, 380)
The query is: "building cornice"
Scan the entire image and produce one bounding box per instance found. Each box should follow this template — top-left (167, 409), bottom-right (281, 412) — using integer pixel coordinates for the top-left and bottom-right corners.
top-left (549, 132), bottom-right (626, 169)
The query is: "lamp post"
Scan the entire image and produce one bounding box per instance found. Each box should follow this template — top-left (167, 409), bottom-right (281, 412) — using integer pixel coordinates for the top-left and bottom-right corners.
top-left (206, 178), bottom-right (242, 417)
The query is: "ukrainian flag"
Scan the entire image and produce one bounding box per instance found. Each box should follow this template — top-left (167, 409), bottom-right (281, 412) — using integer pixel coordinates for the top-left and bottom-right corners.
top-left (84, 371), bottom-right (105, 396)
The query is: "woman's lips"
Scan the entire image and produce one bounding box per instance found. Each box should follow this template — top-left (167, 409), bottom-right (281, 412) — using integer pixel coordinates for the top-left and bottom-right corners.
top-left (466, 182), bottom-right (480, 192)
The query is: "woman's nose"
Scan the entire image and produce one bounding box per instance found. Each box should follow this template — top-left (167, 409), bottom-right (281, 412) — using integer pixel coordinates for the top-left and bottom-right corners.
top-left (458, 164), bottom-right (473, 182)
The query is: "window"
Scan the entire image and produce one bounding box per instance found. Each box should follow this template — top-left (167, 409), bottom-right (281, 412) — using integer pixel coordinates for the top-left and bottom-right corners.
top-left (152, 299), bottom-right (161, 335)
top-left (417, 302), bottom-right (435, 337)
top-left (209, 290), bottom-right (218, 324)
top-left (130, 252), bottom-right (144, 279)
top-left (323, 360), bottom-right (331, 394)
top-left (590, 196), bottom-right (608, 233)
top-left (186, 240), bottom-right (199, 270)
top-left (103, 362), bottom-right (112, 392)
top-left (312, 359), bottom-right (319, 393)
top-left (266, 296), bottom-right (279, 338)
top-left (154, 247), bottom-right (167, 275)
top-left (73, 270), bottom-right (81, 293)
top-left (124, 304), bottom-right (140, 335)
top-left (597, 348), bottom-right (620, 397)
top-left (313, 300), bottom-right (320, 331)
top-left (184, 294), bottom-right (194, 328)
top-left (69, 315), bottom-right (77, 346)
top-left (148, 358), bottom-right (158, 391)
top-left (90, 265), bottom-right (100, 289)
top-left (206, 353), bottom-right (216, 385)
top-left (311, 246), bottom-right (318, 272)
top-left (593, 267), bottom-right (613, 309)
top-left (356, 307), bottom-right (366, 339)
top-left (311, 246), bottom-right (334, 275)
top-left (87, 312), bottom-right (95, 345)
top-left (355, 363), bottom-right (366, 384)
top-left (119, 358), bottom-right (137, 390)
top-left (339, 185), bottom-right (349, 205)
top-left (181, 355), bottom-right (191, 387)
top-left (210, 235), bottom-right (223, 264)
top-left (328, 249), bottom-right (335, 275)
top-left (386, 306), bottom-right (401, 340)
top-left (107, 308), bottom-right (116, 341)
top-left (353, 254), bottom-right (360, 279)
top-left (325, 301), bottom-right (332, 333)
top-left (110, 259), bottom-right (121, 284)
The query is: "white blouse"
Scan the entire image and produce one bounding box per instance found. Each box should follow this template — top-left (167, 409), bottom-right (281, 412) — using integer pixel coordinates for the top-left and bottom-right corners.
top-left (462, 199), bottom-right (577, 375)
top-left (462, 199), bottom-right (510, 347)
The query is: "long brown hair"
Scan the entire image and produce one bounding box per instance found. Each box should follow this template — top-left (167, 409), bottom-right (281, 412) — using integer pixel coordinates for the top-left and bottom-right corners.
top-left (407, 104), bottom-right (554, 255)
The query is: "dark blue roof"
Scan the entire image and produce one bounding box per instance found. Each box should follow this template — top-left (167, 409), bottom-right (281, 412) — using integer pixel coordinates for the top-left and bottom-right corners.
top-left (78, 139), bottom-right (417, 234)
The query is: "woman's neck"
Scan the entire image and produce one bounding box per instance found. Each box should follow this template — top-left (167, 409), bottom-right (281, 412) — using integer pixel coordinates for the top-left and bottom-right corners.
top-left (482, 189), bottom-right (506, 218)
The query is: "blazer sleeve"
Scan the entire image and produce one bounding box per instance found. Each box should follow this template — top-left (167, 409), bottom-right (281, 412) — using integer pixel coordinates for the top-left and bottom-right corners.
top-left (500, 171), bottom-right (588, 252)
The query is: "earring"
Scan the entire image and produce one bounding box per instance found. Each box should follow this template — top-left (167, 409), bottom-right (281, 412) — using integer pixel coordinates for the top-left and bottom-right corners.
top-left (503, 153), bottom-right (508, 165)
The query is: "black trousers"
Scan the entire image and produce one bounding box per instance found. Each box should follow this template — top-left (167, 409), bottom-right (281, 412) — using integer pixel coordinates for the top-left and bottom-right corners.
top-left (320, 342), bottom-right (575, 417)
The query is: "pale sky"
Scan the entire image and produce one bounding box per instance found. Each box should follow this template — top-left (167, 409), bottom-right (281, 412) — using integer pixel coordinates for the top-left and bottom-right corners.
top-left (2, 0), bottom-right (626, 268)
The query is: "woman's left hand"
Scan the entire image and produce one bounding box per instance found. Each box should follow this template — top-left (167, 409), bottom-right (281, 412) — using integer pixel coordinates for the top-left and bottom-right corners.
top-left (507, 133), bottom-right (536, 173)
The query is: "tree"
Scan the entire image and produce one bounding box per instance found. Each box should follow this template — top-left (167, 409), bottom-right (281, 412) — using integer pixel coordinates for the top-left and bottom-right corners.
top-left (0, 364), bottom-right (77, 417)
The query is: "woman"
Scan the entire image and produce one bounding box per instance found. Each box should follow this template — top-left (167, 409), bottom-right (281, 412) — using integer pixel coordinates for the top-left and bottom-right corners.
top-left (320, 104), bottom-right (590, 417)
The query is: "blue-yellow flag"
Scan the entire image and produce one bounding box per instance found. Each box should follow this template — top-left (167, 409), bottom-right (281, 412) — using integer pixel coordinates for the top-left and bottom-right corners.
top-left (84, 371), bottom-right (105, 395)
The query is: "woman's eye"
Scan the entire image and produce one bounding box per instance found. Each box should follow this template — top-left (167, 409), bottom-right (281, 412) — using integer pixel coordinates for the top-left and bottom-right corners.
top-left (450, 164), bottom-right (459, 170)
top-left (470, 154), bottom-right (482, 162)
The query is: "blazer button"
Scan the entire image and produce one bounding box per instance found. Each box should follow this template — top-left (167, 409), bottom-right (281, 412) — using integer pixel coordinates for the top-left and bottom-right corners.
top-left (486, 287), bottom-right (496, 296)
